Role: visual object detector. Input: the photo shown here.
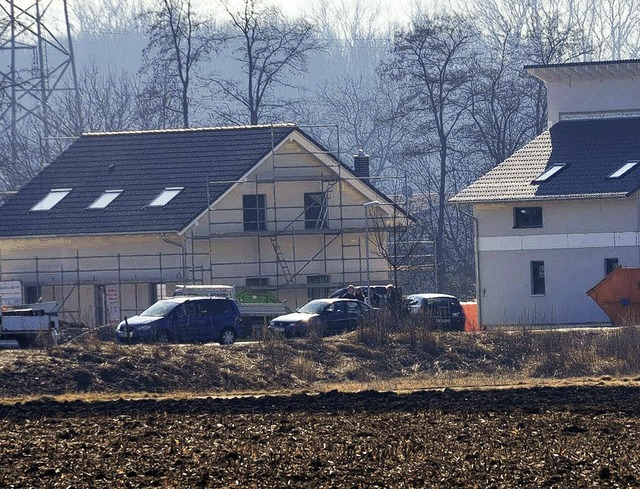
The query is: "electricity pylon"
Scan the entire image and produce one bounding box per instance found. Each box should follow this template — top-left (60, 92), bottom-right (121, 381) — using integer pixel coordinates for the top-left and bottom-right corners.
top-left (0, 0), bottom-right (81, 166)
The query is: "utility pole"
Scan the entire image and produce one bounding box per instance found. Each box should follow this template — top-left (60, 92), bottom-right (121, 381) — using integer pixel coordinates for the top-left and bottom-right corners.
top-left (0, 0), bottom-right (81, 169)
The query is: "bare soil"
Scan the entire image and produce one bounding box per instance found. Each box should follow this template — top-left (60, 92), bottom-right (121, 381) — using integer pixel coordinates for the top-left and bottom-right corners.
top-left (2, 326), bottom-right (640, 487)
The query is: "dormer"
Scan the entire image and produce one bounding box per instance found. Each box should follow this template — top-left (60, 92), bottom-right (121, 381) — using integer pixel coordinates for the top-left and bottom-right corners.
top-left (527, 59), bottom-right (640, 128)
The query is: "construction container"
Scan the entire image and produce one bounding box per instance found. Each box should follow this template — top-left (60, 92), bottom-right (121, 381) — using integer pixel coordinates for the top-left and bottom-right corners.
top-left (460, 302), bottom-right (481, 331)
top-left (586, 267), bottom-right (640, 325)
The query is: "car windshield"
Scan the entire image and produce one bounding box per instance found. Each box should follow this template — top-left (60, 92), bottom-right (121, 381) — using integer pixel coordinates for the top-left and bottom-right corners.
top-left (298, 300), bottom-right (329, 314)
top-left (140, 300), bottom-right (179, 317)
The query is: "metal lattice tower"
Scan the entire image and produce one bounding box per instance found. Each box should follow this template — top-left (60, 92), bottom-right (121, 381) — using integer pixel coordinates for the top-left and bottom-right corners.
top-left (0, 0), bottom-right (81, 166)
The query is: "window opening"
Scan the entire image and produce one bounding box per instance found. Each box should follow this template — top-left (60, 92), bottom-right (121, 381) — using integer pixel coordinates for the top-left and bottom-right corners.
top-left (514, 207), bottom-right (543, 228)
top-left (533, 164), bottom-right (566, 183)
top-left (243, 194), bottom-right (267, 231)
top-left (305, 192), bottom-right (328, 229)
top-left (89, 190), bottom-right (123, 209)
top-left (605, 258), bottom-right (619, 276)
top-left (531, 261), bottom-right (545, 295)
top-left (148, 187), bottom-right (183, 207)
top-left (307, 275), bottom-right (330, 300)
top-left (31, 188), bottom-right (71, 211)
top-left (608, 161), bottom-right (639, 179)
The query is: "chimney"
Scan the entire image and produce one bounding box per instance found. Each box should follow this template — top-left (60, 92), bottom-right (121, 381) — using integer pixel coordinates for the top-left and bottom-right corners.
top-left (353, 149), bottom-right (370, 179)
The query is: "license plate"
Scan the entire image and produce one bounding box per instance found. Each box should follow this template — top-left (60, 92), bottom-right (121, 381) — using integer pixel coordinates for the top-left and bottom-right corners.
top-left (272, 327), bottom-right (285, 332)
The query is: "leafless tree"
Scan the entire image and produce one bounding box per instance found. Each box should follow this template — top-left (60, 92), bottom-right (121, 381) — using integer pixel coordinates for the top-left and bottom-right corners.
top-left (139, 0), bottom-right (220, 128)
top-left (214, 0), bottom-right (322, 125)
top-left (384, 13), bottom-right (477, 292)
top-left (71, 0), bottom-right (144, 36)
top-left (59, 63), bottom-right (141, 134)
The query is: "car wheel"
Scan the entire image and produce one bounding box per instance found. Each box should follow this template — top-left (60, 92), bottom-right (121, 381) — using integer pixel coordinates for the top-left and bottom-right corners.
top-left (219, 328), bottom-right (236, 345)
top-left (156, 330), bottom-right (171, 344)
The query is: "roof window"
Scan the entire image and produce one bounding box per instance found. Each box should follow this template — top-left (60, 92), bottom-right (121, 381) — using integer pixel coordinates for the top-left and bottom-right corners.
top-left (533, 164), bottom-right (566, 183)
top-left (608, 161), bottom-right (639, 179)
top-left (89, 190), bottom-right (123, 209)
top-left (30, 188), bottom-right (72, 211)
top-left (148, 187), bottom-right (183, 207)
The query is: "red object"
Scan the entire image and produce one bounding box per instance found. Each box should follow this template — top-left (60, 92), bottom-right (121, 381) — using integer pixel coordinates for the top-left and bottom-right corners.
top-left (587, 267), bottom-right (640, 325)
top-left (460, 302), bottom-right (481, 331)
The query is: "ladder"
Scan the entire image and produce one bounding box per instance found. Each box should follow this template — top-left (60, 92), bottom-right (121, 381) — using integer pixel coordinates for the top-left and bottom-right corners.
top-left (269, 236), bottom-right (294, 284)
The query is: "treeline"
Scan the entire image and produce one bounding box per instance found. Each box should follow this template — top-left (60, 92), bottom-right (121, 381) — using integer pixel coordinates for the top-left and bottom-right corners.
top-left (2, 0), bottom-right (640, 296)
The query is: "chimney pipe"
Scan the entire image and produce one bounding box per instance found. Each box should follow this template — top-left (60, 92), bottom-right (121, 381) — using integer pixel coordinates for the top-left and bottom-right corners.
top-left (353, 149), bottom-right (370, 179)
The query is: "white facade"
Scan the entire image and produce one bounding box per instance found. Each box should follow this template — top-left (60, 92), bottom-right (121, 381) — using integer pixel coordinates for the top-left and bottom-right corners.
top-left (476, 197), bottom-right (640, 326)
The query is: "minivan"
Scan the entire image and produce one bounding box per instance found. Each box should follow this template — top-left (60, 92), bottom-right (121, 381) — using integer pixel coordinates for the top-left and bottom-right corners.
top-left (116, 296), bottom-right (242, 344)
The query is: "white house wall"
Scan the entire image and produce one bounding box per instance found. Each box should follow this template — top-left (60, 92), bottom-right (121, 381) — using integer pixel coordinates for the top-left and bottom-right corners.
top-left (475, 197), bottom-right (640, 326)
top-left (546, 77), bottom-right (640, 126)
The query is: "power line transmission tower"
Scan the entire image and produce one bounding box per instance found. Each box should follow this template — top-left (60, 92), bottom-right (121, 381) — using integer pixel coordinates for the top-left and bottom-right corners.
top-left (0, 0), bottom-right (81, 167)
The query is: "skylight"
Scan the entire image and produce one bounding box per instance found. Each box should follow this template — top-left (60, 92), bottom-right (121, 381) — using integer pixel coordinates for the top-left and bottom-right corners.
top-left (533, 164), bottom-right (566, 183)
top-left (88, 190), bottom-right (123, 209)
top-left (148, 187), bottom-right (183, 207)
top-left (608, 161), bottom-right (639, 179)
top-left (30, 189), bottom-right (72, 211)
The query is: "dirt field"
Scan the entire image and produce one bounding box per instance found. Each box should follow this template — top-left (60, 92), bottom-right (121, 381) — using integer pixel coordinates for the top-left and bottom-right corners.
top-left (2, 386), bottom-right (640, 487)
top-left (2, 328), bottom-right (640, 487)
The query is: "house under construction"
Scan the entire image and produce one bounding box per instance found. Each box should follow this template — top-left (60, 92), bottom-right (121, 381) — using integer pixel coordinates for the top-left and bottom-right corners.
top-left (0, 124), bottom-right (410, 326)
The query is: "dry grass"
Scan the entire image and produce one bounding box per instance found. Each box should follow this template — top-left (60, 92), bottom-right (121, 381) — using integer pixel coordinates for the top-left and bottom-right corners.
top-left (3, 321), bottom-right (640, 401)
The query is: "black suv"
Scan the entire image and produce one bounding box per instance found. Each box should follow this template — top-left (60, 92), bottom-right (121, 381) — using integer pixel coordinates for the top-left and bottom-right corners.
top-left (404, 293), bottom-right (466, 331)
top-left (116, 296), bottom-right (243, 344)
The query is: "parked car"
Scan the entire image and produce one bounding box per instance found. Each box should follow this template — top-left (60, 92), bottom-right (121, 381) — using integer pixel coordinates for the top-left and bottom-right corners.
top-left (116, 296), bottom-right (243, 344)
top-left (269, 298), bottom-right (377, 337)
top-left (404, 293), bottom-right (466, 331)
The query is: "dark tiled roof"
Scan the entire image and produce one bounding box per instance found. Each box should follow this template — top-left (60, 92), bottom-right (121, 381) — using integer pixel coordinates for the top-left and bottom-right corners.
top-left (0, 125), bottom-right (299, 237)
top-left (525, 58), bottom-right (640, 70)
top-left (450, 118), bottom-right (640, 204)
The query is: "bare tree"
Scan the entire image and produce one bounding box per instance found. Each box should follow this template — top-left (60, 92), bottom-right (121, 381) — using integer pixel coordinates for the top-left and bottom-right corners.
top-left (215, 0), bottom-right (322, 125)
top-left (71, 0), bottom-right (144, 36)
top-left (139, 0), bottom-right (220, 128)
top-left (384, 13), bottom-right (477, 292)
top-left (58, 63), bottom-right (141, 134)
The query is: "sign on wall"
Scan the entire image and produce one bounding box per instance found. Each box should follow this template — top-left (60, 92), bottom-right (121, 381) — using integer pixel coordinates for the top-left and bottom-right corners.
top-left (105, 285), bottom-right (120, 324)
top-left (0, 280), bottom-right (23, 306)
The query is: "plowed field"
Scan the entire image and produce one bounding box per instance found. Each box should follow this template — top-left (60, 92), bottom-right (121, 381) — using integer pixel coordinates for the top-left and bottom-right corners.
top-left (2, 386), bottom-right (640, 488)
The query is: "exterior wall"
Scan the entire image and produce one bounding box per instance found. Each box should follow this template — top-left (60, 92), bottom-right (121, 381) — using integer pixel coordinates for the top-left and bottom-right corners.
top-left (546, 77), bottom-right (640, 126)
top-left (475, 197), bottom-right (640, 326)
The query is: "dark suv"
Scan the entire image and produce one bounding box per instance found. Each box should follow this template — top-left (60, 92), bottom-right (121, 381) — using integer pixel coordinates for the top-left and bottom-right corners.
top-left (116, 296), bottom-right (242, 344)
top-left (404, 293), bottom-right (466, 331)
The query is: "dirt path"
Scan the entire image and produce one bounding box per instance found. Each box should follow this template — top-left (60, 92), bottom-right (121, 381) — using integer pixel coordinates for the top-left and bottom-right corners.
top-left (2, 385), bottom-right (640, 487)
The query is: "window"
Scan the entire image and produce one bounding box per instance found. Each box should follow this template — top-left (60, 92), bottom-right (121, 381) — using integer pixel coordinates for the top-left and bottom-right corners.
top-left (608, 161), bottom-right (639, 179)
top-left (30, 188), bottom-right (71, 211)
top-left (305, 192), bottom-right (328, 229)
top-left (148, 187), bottom-right (183, 207)
top-left (533, 164), bottom-right (566, 183)
top-left (307, 275), bottom-right (331, 300)
top-left (514, 207), bottom-right (543, 228)
top-left (605, 258), bottom-right (619, 276)
top-left (243, 194), bottom-right (266, 231)
top-left (88, 190), bottom-right (123, 209)
top-left (531, 261), bottom-right (545, 295)
top-left (246, 277), bottom-right (269, 287)
top-left (24, 285), bottom-right (42, 304)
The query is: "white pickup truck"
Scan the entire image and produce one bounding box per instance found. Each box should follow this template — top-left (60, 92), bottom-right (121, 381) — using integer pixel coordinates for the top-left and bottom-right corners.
top-left (0, 301), bottom-right (60, 348)
top-left (172, 285), bottom-right (289, 329)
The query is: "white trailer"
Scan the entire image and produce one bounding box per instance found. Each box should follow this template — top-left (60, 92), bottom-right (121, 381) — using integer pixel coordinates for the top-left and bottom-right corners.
top-left (0, 302), bottom-right (60, 348)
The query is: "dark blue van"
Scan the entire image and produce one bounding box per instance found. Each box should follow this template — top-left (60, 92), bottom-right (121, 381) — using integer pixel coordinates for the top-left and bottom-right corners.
top-left (116, 296), bottom-right (242, 344)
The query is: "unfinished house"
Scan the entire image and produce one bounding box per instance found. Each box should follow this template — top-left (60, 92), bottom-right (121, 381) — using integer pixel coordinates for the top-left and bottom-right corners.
top-left (0, 124), bottom-right (407, 326)
top-left (451, 60), bottom-right (640, 327)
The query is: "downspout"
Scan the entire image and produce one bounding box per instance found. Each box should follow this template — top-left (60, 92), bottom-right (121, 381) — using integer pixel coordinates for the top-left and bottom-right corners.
top-left (162, 234), bottom-right (187, 283)
top-left (456, 205), bottom-right (483, 329)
